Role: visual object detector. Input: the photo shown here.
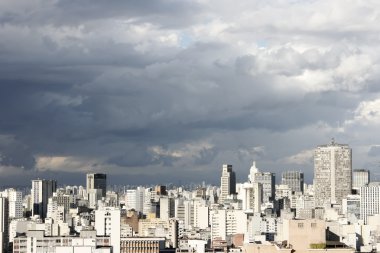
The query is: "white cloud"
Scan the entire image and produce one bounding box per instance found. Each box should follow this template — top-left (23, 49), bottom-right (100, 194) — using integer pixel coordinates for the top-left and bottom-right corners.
top-left (282, 149), bottom-right (314, 165)
top-left (35, 156), bottom-right (101, 172)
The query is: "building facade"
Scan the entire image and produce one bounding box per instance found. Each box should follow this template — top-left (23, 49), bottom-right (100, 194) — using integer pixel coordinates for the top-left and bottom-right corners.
top-left (86, 173), bottom-right (107, 198)
top-left (352, 169), bottom-right (370, 190)
top-left (360, 182), bottom-right (380, 224)
top-left (31, 179), bottom-right (57, 219)
top-left (314, 140), bottom-right (352, 207)
top-left (281, 171), bottom-right (304, 193)
top-left (219, 164), bottom-right (236, 203)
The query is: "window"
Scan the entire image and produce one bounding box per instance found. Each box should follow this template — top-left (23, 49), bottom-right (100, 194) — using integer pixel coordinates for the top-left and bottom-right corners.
top-left (298, 223), bottom-right (304, 228)
top-left (311, 223), bottom-right (317, 228)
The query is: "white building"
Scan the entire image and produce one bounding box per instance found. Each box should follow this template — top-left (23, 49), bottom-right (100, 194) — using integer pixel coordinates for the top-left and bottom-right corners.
top-left (314, 139), bottom-right (352, 207)
top-left (360, 182), bottom-right (380, 224)
top-left (238, 182), bottom-right (262, 213)
top-left (193, 202), bottom-right (209, 229)
top-left (1, 188), bottom-right (22, 219)
top-left (353, 169), bottom-right (370, 190)
top-left (125, 187), bottom-right (145, 213)
top-left (95, 207), bottom-right (120, 253)
top-left (210, 209), bottom-right (247, 241)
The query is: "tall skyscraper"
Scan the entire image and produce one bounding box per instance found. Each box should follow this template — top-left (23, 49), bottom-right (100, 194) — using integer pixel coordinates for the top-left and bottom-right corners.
top-left (360, 182), bottom-right (380, 224)
top-left (282, 171), bottom-right (304, 193)
top-left (352, 169), bottom-right (370, 190)
top-left (0, 197), bottom-right (8, 253)
top-left (314, 139), bottom-right (352, 207)
top-left (86, 173), bottom-right (107, 198)
top-left (31, 179), bottom-right (57, 219)
top-left (219, 164), bottom-right (236, 203)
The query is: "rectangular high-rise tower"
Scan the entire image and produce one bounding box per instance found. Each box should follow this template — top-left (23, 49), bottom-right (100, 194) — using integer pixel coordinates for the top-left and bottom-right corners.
top-left (314, 139), bottom-right (352, 207)
top-left (31, 179), bottom-right (57, 219)
top-left (219, 164), bottom-right (236, 203)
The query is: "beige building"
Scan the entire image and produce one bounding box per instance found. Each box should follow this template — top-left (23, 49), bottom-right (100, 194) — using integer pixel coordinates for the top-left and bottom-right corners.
top-left (245, 219), bottom-right (354, 253)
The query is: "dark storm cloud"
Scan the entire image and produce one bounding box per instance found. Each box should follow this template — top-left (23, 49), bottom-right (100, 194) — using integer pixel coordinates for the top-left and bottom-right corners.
top-left (1, 0), bottom-right (380, 186)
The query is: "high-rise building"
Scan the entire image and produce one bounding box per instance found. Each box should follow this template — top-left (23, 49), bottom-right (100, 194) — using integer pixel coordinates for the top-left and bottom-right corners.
top-left (1, 188), bottom-right (22, 219)
top-left (314, 139), bottom-right (352, 207)
top-left (281, 171), bottom-right (304, 193)
top-left (86, 173), bottom-right (107, 198)
top-left (248, 161), bottom-right (275, 203)
top-left (240, 182), bottom-right (262, 213)
top-left (95, 207), bottom-right (121, 253)
top-left (0, 197), bottom-right (9, 253)
top-left (126, 188), bottom-right (145, 213)
top-left (352, 169), bottom-right (370, 190)
top-left (360, 182), bottom-right (380, 224)
top-left (219, 164), bottom-right (236, 203)
top-left (31, 179), bottom-right (57, 219)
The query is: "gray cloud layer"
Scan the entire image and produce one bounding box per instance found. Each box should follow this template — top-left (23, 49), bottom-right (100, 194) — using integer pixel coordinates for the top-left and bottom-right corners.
top-left (1, 0), bottom-right (380, 186)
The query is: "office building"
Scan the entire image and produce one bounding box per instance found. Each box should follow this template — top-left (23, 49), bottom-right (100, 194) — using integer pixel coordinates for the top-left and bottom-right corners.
top-left (86, 173), bottom-right (107, 198)
top-left (353, 169), bottom-right (370, 190)
top-left (281, 171), bottom-right (304, 193)
top-left (314, 139), bottom-right (352, 207)
top-left (31, 179), bottom-right (57, 219)
top-left (1, 188), bottom-right (22, 219)
top-left (219, 164), bottom-right (236, 203)
top-left (360, 182), bottom-right (380, 224)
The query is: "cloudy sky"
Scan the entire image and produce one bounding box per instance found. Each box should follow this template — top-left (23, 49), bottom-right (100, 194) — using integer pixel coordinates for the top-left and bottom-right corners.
top-left (1, 0), bottom-right (380, 186)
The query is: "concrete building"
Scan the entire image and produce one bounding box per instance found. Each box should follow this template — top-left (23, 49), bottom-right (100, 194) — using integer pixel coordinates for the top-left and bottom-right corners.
top-left (281, 171), bottom-right (304, 193)
top-left (31, 179), bottom-right (57, 219)
top-left (125, 187), bottom-right (145, 213)
top-left (13, 231), bottom-right (112, 253)
top-left (120, 237), bottom-right (165, 253)
top-left (95, 207), bottom-right (120, 253)
top-left (210, 209), bottom-right (247, 241)
top-left (248, 161), bottom-right (275, 203)
top-left (239, 182), bottom-right (262, 213)
top-left (360, 182), bottom-right (380, 224)
top-left (1, 188), bottom-right (22, 219)
top-left (342, 195), bottom-right (361, 224)
top-left (353, 169), bottom-right (370, 190)
top-left (219, 164), bottom-right (236, 203)
top-left (314, 140), bottom-right (352, 207)
top-left (86, 173), bottom-right (107, 198)
top-left (159, 196), bottom-right (175, 220)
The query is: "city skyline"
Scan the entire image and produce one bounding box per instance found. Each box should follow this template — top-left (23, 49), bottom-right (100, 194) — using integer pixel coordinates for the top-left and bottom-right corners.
top-left (2, 1), bottom-right (380, 186)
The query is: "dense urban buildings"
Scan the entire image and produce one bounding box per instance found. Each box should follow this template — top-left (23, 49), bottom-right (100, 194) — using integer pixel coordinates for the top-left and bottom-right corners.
top-left (1, 140), bottom-right (380, 253)
top-left (314, 139), bottom-right (352, 207)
